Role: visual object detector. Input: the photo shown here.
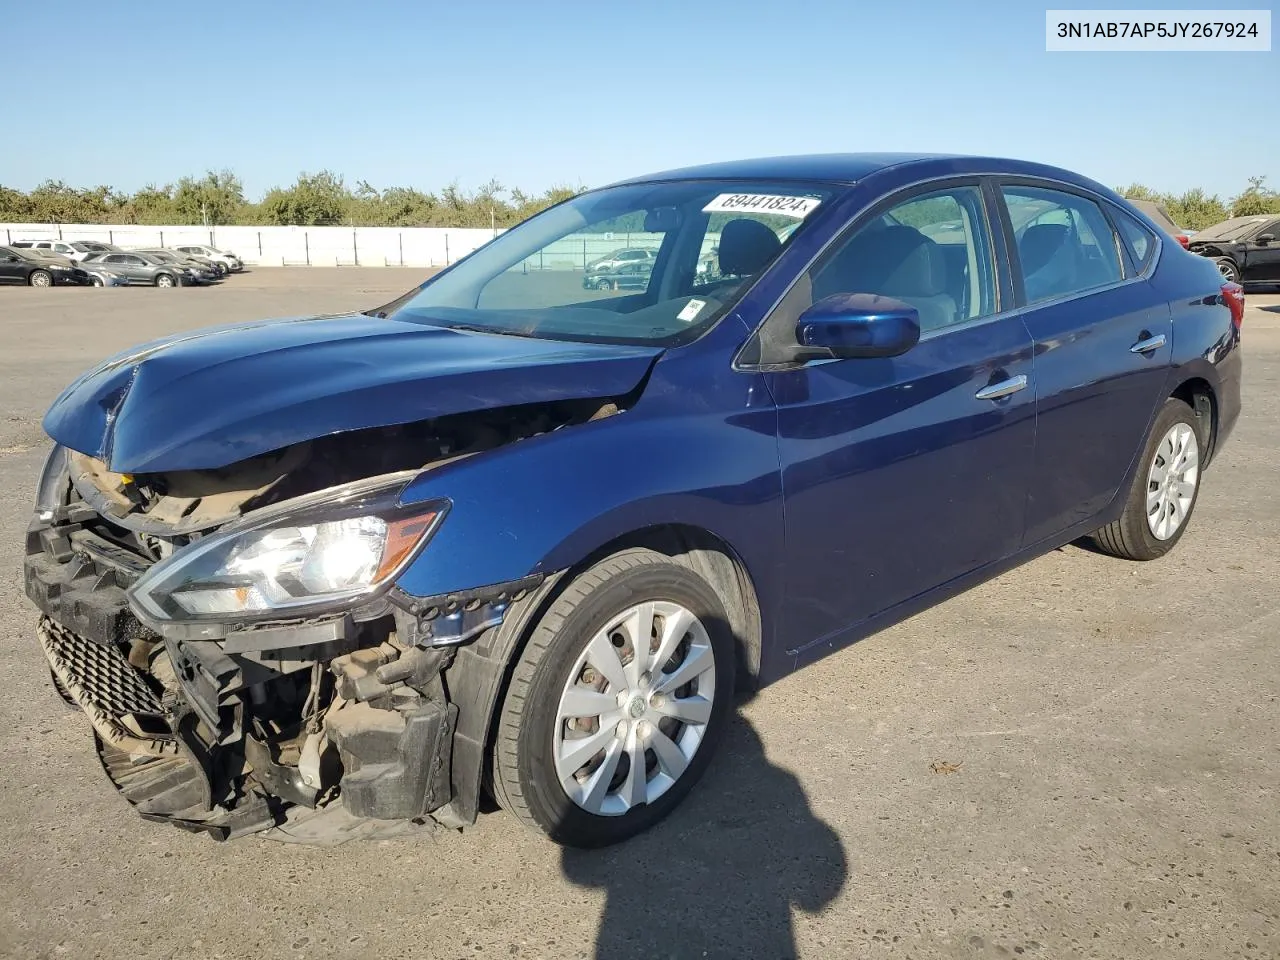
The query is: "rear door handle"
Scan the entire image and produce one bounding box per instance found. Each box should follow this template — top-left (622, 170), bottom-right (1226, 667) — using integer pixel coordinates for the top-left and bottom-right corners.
top-left (1130, 333), bottom-right (1167, 354)
top-left (975, 374), bottom-right (1028, 401)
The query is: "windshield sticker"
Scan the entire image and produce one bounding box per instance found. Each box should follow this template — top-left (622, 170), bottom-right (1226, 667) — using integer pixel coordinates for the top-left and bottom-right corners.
top-left (702, 194), bottom-right (821, 219)
top-left (677, 299), bottom-right (707, 323)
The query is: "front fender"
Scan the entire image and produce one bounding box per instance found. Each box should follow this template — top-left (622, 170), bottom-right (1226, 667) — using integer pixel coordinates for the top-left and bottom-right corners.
top-left (393, 351), bottom-right (784, 653)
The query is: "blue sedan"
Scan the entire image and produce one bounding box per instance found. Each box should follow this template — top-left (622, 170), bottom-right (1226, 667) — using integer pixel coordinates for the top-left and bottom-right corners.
top-left (25, 154), bottom-right (1243, 847)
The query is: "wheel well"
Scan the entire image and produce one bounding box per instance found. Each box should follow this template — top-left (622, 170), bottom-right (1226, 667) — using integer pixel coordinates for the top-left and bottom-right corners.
top-left (569, 524), bottom-right (765, 692)
top-left (463, 523), bottom-right (765, 818)
top-left (1171, 377), bottom-right (1218, 464)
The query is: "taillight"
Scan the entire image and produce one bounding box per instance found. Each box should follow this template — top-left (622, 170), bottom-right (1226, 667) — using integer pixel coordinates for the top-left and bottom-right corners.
top-left (1221, 281), bottom-right (1245, 331)
top-left (1176, 234), bottom-right (1190, 249)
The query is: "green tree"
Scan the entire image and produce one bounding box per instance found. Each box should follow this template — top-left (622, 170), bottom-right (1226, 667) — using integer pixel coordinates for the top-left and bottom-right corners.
top-left (1117, 183), bottom-right (1163, 202)
top-left (173, 170), bottom-right (245, 225)
top-left (261, 170), bottom-right (349, 225)
top-left (22, 180), bottom-right (116, 223)
top-left (1166, 189), bottom-right (1229, 231)
top-left (0, 185), bottom-right (33, 221)
top-left (1230, 175), bottom-right (1280, 217)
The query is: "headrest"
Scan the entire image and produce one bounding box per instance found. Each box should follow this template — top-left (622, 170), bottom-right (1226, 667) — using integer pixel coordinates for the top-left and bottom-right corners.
top-left (828, 224), bottom-right (947, 299)
top-left (1019, 224), bottom-right (1072, 276)
top-left (718, 219), bottom-right (782, 277)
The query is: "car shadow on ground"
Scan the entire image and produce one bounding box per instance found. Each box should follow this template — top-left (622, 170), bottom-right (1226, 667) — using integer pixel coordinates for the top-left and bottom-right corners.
top-left (561, 714), bottom-right (848, 960)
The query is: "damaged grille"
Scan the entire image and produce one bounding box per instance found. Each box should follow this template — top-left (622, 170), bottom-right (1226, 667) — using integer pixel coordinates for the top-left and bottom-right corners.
top-left (37, 616), bottom-right (175, 756)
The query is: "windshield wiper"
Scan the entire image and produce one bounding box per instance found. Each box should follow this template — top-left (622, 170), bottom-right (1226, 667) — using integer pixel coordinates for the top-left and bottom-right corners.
top-left (437, 321), bottom-right (538, 339)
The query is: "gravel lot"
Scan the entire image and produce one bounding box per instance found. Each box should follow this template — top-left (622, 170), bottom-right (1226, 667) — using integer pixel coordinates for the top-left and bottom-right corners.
top-left (1, 270), bottom-right (1277, 960)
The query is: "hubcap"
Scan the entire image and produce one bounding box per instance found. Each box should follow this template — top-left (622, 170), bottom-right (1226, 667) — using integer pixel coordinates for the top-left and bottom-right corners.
top-left (32, 273), bottom-right (50, 286)
top-left (554, 600), bottom-right (716, 816)
top-left (1146, 422), bottom-right (1199, 540)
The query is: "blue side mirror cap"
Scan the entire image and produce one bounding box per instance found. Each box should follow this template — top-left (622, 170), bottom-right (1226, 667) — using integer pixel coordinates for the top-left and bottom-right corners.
top-left (796, 293), bottom-right (921, 359)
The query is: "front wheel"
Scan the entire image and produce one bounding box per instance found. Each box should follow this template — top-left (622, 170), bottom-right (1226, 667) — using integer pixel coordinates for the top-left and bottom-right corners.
top-left (155, 273), bottom-right (176, 288)
top-left (1090, 397), bottom-right (1204, 560)
top-left (492, 548), bottom-right (735, 847)
top-left (28, 269), bottom-right (52, 287)
top-left (90, 275), bottom-right (104, 287)
top-left (1214, 257), bottom-right (1240, 283)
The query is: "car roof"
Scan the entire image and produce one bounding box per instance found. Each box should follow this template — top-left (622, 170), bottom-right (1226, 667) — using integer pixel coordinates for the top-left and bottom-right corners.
top-left (1128, 199), bottom-right (1183, 234)
top-left (608, 153), bottom-right (1111, 193)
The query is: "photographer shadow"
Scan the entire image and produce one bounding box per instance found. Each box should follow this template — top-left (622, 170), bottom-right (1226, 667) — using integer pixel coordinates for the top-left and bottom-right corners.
top-left (562, 714), bottom-right (847, 960)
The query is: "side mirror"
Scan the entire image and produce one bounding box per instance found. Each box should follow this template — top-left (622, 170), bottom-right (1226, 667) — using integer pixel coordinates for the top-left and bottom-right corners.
top-left (795, 293), bottom-right (921, 359)
top-left (1256, 233), bottom-right (1274, 244)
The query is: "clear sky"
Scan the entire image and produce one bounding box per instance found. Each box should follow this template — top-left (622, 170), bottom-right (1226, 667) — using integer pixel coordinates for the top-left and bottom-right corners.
top-left (4, 0), bottom-right (1276, 200)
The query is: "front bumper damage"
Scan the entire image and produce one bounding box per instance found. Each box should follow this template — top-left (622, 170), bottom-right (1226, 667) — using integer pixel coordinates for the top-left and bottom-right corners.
top-left (24, 507), bottom-right (539, 843)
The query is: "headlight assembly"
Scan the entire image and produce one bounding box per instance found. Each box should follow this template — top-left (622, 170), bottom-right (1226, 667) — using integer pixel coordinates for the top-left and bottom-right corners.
top-left (128, 479), bottom-right (446, 624)
top-left (34, 444), bottom-right (68, 520)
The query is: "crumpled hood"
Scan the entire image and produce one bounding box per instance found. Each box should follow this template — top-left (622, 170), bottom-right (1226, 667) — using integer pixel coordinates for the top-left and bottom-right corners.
top-left (44, 313), bottom-right (662, 473)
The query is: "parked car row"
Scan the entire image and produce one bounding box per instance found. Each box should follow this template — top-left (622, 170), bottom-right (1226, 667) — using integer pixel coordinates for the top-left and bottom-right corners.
top-left (0, 239), bottom-right (243, 288)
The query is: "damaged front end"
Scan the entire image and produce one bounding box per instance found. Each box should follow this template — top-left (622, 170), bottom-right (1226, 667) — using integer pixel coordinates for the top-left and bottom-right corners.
top-left (25, 400), bottom-right (613, 842)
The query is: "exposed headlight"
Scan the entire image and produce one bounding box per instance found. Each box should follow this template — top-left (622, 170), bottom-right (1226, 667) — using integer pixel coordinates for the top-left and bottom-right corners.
top-left (34, 444), bottom-right (68, 520)
top-left (128, 481), bottom-right (445, 623)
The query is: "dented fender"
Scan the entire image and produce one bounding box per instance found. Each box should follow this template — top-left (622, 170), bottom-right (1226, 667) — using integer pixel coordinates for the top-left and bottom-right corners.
top-left (393, 345), bottom-right (789, 676)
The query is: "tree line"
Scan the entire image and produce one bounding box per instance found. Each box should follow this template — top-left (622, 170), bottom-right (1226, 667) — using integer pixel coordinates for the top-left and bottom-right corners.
top-left (1115, 175), bottom-right (1279, 230)
top-left (1, 169), bottom-right (1277, 230)
top-left (0, 170), bottom-right (580, 229)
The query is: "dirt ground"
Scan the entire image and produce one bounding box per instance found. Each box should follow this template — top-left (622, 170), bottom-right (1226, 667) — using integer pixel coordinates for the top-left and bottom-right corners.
top-left (0, 270), bottom-right (1277, 960)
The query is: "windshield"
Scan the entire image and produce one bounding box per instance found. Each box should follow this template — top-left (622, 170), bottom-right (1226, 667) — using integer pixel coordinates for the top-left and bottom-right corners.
top-left (386, 179), bottom-right (836, 346)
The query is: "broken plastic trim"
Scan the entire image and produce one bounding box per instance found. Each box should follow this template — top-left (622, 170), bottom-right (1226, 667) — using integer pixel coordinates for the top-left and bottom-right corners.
top-left (389, 573), bottom-right (546, 647)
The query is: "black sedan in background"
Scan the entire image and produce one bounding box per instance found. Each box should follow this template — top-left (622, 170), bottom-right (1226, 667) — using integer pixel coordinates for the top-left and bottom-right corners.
top-left (1188, 215), bottom-right (1280, 284)
top-left (0, 246), bottom-right (89, 286)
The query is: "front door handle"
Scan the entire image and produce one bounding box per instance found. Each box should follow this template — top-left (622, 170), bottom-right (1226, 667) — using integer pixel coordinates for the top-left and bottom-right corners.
top-left (975, 374), bottom-right (1028, 401)
top-left (1130, 333), bottom-right (1167, 354)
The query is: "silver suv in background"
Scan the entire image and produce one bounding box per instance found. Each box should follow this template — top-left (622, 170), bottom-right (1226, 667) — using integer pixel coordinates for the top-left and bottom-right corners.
top-left (10, 240), bottom-right (107, 262)
top-left (172, 244), bottom-right (243, 272)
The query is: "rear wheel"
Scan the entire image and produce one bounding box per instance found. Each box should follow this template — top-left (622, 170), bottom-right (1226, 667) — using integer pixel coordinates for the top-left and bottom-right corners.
top-left (28, 269), bottom-right (52, 287)
top-left (1090, 397), bottom-right (1204, 560)
top-left (155, 273), bottom-right (176, 288)
top-left (492, 548), bottom-right (735, 847)
top-left (1214, 257), bottom-right (1240, 283)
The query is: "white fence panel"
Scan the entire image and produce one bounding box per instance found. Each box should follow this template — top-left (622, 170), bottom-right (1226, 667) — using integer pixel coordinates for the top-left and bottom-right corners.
top-left (0, 223), bottom-right (503, 268)
top-left (0, 224), bottom-right (725, 272)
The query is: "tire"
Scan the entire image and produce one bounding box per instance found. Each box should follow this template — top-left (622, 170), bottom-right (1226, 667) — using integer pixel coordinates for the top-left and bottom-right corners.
top-left (1214, 257), bottom-right (1240, 283)
top-left (28, 269), bottom-right (52, 287)
top-left (90, 276), bottom-right (104, 287)
top-left (155, 273), bottom-right (175, 288)
top-left (492, 548), bottom-right (736, 847)
top-left (1090, 397), bottom-right (1205, 560)
top-left (595, 279), bottom-right (611, 291)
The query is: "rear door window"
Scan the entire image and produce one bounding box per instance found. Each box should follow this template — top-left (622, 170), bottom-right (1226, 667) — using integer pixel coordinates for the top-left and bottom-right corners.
top-left (1112, 207), bottom-right (1158, 273)
top-left (1001, 186), bottom-right (1122, 303)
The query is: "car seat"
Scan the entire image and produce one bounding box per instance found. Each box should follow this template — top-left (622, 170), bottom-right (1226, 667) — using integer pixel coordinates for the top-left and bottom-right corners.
top-left (813, 224), bottom-right (957, 331)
